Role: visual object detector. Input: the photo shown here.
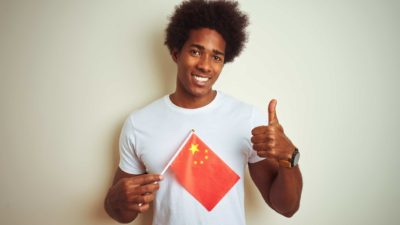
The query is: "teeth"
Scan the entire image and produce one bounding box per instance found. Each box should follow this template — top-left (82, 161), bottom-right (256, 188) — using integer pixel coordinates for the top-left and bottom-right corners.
top-left (193, 75), bottom-right (209, 82)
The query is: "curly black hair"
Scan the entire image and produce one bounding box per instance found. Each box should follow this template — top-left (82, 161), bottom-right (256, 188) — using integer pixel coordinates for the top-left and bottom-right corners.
top-left (164, 0), bottom-right (249, 63)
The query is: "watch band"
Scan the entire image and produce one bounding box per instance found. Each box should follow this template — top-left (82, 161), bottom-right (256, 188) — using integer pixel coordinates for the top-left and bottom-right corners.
top-left (278, 148), bottom-right (299, 168)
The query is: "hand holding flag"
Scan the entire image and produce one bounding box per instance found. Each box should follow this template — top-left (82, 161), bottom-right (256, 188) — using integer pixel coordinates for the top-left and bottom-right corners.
top-left (107, 173), bottom-right (162, 215)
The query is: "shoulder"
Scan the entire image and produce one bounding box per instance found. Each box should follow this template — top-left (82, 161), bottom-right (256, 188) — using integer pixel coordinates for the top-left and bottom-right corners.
top-left (218, 92), bottom-right (260, 115)
top-left (121, 96), bottom-right (168, 131)
top-left (128, 96), bottom-right (167, 120)
top-left (218, 92), bottom-right (253, 110)
top-left (218, 92), bottom-right (267, 126)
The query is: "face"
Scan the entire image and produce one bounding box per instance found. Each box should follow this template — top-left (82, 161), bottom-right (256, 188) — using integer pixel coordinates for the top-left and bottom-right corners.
top-left (172, 28), bottom-right (226, 102)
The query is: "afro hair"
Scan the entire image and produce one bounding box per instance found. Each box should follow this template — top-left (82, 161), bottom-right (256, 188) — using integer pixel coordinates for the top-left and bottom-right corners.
top-left (165, 0), bottom-right (249, 63)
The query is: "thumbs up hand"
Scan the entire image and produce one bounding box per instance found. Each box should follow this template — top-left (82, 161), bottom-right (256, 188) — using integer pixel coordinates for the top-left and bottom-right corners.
top-left (251, 99), bottom-right (296, 164)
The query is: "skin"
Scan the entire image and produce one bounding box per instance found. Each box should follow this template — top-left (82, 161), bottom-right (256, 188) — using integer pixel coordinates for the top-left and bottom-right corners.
top-left (104, 171), bottom-right (162, 223)
top-left (249, 99), bottom-right (303, 217)
top-left (104, 28), bottom-right (302, 222)
top-left (170, 28), bottom-right (226, 108)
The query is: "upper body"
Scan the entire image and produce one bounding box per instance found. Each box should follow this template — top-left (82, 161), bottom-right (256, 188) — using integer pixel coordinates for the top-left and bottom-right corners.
top-left (117, 91), bottom-right (267, 225)
top-left (104, 0), bottom-right (302, 224)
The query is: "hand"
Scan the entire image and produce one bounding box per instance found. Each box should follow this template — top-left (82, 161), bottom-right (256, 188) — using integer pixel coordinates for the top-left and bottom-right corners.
top-left (108, 174), bottom-right (162, 214)
top-left (251, 99), bottom-right (296, 162)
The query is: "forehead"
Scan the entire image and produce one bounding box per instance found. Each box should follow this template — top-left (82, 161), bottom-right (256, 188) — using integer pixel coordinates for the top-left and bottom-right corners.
top-left (184, 28), bottom-right (226, 53)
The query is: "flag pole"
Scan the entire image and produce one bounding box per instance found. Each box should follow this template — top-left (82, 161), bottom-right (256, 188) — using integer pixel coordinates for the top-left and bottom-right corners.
top-left (160, 129), bottom-right (195, 175)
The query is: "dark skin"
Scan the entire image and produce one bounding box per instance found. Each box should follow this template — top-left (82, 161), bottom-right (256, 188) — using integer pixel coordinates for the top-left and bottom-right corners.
top-left (104, 171), bottom-right (162, 223)
top-left (104, 28), bottom-right (302, 223)
top-left (249, 99), bottom-right (302, 217)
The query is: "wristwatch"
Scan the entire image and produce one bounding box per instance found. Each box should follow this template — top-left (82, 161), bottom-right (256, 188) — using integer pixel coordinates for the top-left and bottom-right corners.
top-left (279, 148), bottom-right (300, 168)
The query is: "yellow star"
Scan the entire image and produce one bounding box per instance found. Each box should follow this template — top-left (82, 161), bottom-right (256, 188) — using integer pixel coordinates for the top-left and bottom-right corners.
top-left (189, 144), bottom-right (199, 155)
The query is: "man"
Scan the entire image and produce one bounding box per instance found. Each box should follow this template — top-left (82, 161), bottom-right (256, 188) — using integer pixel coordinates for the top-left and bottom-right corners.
top-left (104, 0), bottom-right (302, 224)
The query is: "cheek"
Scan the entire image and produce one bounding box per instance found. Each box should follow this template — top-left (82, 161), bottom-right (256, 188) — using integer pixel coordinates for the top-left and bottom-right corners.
top-left (178, 58), bottom-right (196, 72)
top-left (213, 64), bottom-right (224, 76)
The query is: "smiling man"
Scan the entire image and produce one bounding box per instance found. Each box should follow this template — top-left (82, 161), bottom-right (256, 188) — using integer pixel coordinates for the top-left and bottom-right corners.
top-left (104, 1), bottom-right (303, 224)
top-left (171, 28), bottom-right (225, 108)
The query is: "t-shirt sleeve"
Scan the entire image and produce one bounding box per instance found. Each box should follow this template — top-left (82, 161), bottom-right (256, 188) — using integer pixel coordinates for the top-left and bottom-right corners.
top-left (118, 116), bottom-right (146, 174)
top-left (248, 106), bottom-right (268, 164)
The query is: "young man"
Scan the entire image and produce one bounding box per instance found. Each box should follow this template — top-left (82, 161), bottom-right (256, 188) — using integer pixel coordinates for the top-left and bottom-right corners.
top-left (104, 1), bottom-right (302, 224)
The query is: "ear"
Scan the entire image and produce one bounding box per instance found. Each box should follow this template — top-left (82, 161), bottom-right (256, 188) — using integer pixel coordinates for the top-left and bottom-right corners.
top-left (171, 48), bottom-right (179, 62)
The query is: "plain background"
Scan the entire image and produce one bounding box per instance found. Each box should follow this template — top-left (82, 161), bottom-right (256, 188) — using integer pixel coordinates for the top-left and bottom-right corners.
top-left (1, 0), bottom-right (399, 224)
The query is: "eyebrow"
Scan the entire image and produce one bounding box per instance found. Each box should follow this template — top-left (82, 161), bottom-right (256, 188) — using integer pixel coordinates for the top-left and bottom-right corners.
top-left (190, 44), bottom-right (225, 56)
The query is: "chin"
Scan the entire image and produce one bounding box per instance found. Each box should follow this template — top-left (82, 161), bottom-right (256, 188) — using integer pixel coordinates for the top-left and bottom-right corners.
top-left (189, 87), bottom-right (213, 98)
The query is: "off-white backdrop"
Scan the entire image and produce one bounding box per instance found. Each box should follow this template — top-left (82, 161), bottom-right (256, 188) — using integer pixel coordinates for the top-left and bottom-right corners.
top-left (1, 0), bottom-right (399, 225)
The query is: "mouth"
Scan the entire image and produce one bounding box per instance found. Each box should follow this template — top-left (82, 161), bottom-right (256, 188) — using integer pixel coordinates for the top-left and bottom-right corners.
top-left (191, 74), bottom-right (210, 84)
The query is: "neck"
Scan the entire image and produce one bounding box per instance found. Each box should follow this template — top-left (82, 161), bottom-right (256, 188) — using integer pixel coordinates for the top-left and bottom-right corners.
top-left (169, 90), bottom-right (217, 109)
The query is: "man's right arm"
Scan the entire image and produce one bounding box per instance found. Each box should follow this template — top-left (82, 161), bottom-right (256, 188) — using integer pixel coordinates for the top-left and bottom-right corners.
top-left (104, 168), bottom-right (162, 223)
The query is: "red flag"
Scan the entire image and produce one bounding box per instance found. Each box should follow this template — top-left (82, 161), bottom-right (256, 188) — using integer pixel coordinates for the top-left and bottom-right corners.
top-left (170, 132), bottom-right (240, 211)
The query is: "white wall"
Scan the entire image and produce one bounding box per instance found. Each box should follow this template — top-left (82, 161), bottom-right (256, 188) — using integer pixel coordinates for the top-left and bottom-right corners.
top-left (1, 0), bottom-right (399, 225)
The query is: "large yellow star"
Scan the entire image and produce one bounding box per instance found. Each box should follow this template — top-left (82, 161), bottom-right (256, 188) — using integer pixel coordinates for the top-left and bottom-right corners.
top-left (189, 144), bottom-right (199, 155)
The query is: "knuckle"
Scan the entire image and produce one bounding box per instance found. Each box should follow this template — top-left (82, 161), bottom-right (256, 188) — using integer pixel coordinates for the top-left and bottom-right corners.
top-left (138, 204), bottom-right (149, 213)
top-left (253, 144), bottom-right (263, 151)
top-left (268, 126), bottom-right (279, 133)
top-left (252, 126), bottom-right (266, 135)
top-left (267, 140), bottom-right (275, 148)
top-left (257, 151), bottom-right (265, 157)
top-left (122, 182), bottom-right (130, 191)
top-left (121, 190), bottom-right (131, 200)
top-left (142, 185), bottom-right (152, 193)
top-left (144, 175), bottom-right (154, 183)
top-left (267, 134), bottom-right (275, 140)
top-left (136, 195), bottom-right (145, 203)
top-left (144, 194), bottom-right (155, 203)
top-left (266, 126), bottom-right (274, 132)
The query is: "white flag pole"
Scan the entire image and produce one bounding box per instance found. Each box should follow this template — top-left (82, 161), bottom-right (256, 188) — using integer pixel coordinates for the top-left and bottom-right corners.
top-left (160, 129), bottom-right (195, 175)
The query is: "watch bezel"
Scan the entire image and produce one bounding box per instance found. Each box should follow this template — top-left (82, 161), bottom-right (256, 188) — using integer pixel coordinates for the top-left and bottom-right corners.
top-left (291, 148), bottom-right (300, 167)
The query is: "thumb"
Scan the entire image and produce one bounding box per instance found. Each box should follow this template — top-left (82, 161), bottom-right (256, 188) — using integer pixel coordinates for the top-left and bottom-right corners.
top-left (268, 99), bottom-right (279, 125)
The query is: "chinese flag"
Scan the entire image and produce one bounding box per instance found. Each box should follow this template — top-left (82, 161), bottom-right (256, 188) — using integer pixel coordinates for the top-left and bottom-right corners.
top-left (170, 132), bottom-right (240, 211)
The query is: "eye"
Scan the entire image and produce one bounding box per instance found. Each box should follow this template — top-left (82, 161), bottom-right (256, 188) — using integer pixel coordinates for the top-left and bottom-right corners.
top-left (190, 49), bottom-right (200, 56)
top-left (213, 55), bottom-right (223, 63)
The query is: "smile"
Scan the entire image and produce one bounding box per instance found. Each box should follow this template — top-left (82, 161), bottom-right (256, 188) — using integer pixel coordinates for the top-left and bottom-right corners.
top-left (192, 74), bottom-right (210, 82)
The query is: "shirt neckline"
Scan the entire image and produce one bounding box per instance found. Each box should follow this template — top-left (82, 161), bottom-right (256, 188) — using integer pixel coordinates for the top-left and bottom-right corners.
top-left (164, 91), bottom-right (222, 113)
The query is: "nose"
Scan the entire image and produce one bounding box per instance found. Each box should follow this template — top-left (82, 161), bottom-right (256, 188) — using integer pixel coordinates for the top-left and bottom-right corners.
top-left (196, 54), bottom-right (211, 74)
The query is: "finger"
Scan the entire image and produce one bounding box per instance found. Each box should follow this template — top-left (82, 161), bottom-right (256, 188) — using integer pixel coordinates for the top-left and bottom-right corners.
top-left (251, 125), bottom-right (267, 135)
top-left (268, 99), bottom-right (279, 125)
top-left (252, 143), bottom-right (266, 151)
top-left (251, 133), bottom-right (275, 144)
top-left (252, 142), bottom-right (275, 152)
top-left (126, 202), bottom-right (151, 213)
top-left (131, 183), bottom-right (160, 195)
top-left (131, 174), bottom-right (163, 186)
top-left (256, 150), bottom-right (277, 159)
top-left (251, 134), bottom-right (266, 144)
top-left (136, 203), bottom-right (150, 213)
top-left (127, 193), bottom-right (156, 205)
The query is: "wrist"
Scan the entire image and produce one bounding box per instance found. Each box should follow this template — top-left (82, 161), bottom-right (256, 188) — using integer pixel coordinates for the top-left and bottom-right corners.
top-left (278, 147), bottom-right (300, 168)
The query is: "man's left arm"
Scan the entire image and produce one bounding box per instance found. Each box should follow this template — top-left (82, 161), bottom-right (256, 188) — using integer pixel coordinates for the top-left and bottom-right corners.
top-left (248, 99), bottom-right (303, 217)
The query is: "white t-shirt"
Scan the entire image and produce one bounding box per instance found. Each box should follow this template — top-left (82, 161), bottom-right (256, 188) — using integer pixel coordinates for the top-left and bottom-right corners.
top-left (119, 91), bottom-right (267, 225)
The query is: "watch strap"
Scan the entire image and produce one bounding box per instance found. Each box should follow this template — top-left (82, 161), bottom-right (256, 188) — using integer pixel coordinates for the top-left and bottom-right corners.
top-left (278, 148), bottom-right (299, 168)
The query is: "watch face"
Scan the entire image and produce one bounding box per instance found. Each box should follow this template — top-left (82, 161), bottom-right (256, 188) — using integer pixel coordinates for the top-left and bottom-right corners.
top-left (292, 151), bottom-right (300, 166)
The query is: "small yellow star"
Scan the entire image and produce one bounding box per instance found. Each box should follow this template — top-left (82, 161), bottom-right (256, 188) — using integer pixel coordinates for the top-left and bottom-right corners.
top-left (189, 144), bottom-right (199, 155)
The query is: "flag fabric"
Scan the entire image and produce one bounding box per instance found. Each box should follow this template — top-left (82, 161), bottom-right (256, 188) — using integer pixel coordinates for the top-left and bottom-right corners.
top-left (170, 131), bottom-right (240, 211)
